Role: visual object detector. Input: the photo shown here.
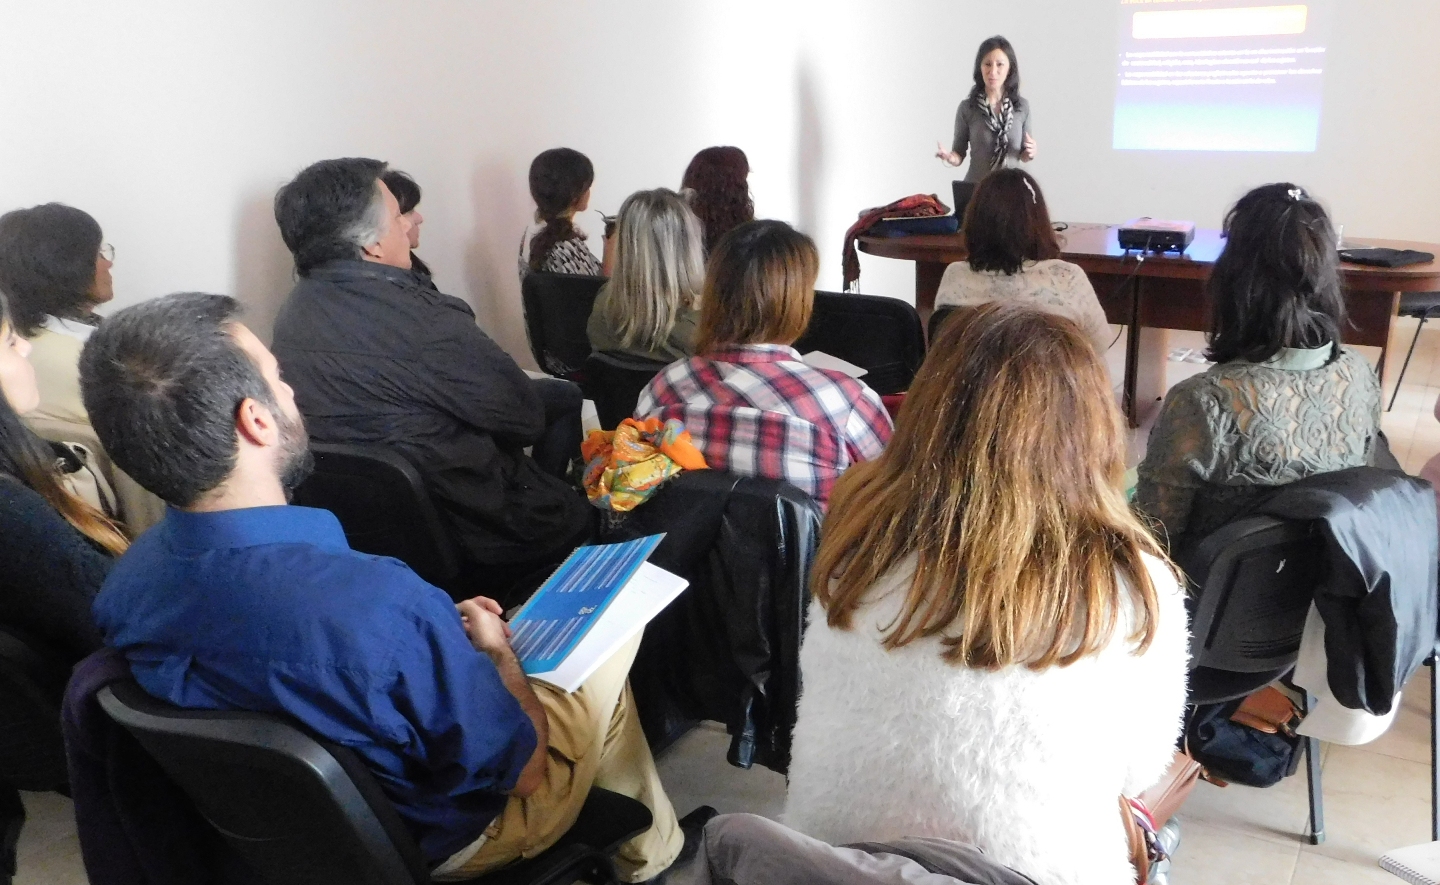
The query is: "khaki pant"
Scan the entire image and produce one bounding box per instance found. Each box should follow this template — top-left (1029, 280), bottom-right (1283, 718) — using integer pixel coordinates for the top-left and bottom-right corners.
top-left (433, 635), bottom-right (682, 882)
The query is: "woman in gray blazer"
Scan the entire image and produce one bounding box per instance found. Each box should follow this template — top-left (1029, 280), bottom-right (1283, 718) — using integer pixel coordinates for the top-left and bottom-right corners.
top-left (936, 36), bottom-right (1036, 182)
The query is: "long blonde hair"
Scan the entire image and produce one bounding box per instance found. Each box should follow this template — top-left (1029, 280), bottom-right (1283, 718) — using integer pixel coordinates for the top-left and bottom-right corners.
top-left (600, 189), bottom-right (705, 353)
top-left (814, 303), bottom-right (1170, 670)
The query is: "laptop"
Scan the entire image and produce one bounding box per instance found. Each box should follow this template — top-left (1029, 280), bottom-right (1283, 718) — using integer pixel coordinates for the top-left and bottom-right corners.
top-left (952, 180), bottom-right (976, 227)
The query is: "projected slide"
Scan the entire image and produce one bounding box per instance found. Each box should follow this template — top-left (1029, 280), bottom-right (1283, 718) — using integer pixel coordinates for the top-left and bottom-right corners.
top-left (1113, 1), bottom-right (1332, 152)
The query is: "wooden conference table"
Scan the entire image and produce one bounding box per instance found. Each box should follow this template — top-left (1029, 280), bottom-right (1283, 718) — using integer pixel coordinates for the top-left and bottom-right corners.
top-left (857, 223), bottom-right (1440, 425)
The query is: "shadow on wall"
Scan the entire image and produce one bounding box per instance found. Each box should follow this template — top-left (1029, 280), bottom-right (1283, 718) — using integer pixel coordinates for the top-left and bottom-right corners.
top-left (465, 158), bottom-right (535, 369)
top-left (232, 191), bottom-right (295, 345)
top-left (795, 59), bottom-right (827, 238)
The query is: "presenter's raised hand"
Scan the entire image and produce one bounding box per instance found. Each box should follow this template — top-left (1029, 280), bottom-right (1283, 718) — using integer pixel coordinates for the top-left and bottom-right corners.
top-left (935, 141), bottom-right (962, 167)
top-left (1021, 133), bottom-right (1037, 162)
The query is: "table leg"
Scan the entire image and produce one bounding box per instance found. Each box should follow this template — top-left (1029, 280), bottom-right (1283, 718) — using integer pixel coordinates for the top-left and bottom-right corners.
top-left (915, 260), bottom-right (946, 326)
top-left (1129, 327), bottom-right (1170, 428)
top-left (1377, 290), bottom-right (1404, 405)
top-left (1125, 274), bottom-right (1170, 428)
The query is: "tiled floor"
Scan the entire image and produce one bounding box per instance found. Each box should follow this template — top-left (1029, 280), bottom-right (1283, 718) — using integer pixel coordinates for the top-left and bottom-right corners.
top-left (15, 321), bottom-right (1440, 884)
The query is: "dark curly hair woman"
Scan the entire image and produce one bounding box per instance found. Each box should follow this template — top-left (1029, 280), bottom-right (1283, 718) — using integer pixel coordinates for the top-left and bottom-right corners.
top-left (680, 146), bottom-right (754, 255)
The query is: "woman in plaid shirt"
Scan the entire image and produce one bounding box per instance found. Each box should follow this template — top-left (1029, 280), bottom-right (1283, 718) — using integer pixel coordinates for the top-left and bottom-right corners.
top-left (635, 220), bottom-right (892, 508)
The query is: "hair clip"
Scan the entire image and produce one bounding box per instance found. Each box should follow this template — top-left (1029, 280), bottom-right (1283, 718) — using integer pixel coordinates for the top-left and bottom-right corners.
top-left (1023, 177), bottom-right (1037, 204)
top-left (1287, 187), bottom-right (1305, 202)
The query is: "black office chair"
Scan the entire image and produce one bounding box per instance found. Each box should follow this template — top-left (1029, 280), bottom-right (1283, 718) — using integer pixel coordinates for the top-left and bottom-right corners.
top-left (1387, 291), bottom-right (1440, 411)
top-left (927, 305), bottom-right (958, 346)
top-left (97, 679), bottom-right (653, 885)
top-left (0, 626), bottom-right (71, 885)
top-left (520, 272), bottom-right (607, 378)
top-left (581, 352), bottom-right (670, 431)
top-left (1181, 514), bottom-right (1440, 845)
top-left (792, 291), bottom-right (925, 395)
top-left (290, 443), bottom-right (465, 596)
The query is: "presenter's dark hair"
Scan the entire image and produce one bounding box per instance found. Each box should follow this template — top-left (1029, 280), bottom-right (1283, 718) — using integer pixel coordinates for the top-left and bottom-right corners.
top-left (381, 169), bottom-right (422, 215)
top-left (964, 169), bottom-right (1060, 275)
top-left (80, 292), bottom-right (278, 507)
top-left (968, 36), bottom-right (1021, 103)
top-left (1205, 183), bottom-right (1344, 365)
top-left (527, 148), bottom-right (594, 271)
top-left (274, 157), bottom-right (390, 275)
top-left (0, 204), bottom-right (104, 337)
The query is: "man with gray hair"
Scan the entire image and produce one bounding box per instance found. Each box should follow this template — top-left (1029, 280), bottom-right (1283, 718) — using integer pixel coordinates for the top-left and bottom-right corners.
top-left (270, 158), bottom-right (592, 605)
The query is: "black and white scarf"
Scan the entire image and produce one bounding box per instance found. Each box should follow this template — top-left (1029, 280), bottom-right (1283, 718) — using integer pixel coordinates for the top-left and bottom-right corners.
top-left (978, 95), bottom-right (1014, 171)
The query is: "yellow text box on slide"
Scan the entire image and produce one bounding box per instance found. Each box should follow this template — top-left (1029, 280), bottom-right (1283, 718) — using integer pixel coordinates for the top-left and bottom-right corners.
top-left (1133, 5), bottom-right (1309, 40)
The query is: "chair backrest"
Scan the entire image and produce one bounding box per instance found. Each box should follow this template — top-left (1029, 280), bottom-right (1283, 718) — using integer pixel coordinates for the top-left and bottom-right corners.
top-left (520, 272), bottom-right (607, 377)
top-left (792, 291), bottom-right (925, 395)
top-left (927, 305), bottom-right (957, 346)
top-left (290, 443), bottom-right (460, 588)
top-left (0, 625), bottom-right (69, 792)
top-left (582, 352), bottom-right (671, 431)
top-left (1182, 515), bottom-right (1325, 675)
top-left (98, 679), bottom-right (425, 885)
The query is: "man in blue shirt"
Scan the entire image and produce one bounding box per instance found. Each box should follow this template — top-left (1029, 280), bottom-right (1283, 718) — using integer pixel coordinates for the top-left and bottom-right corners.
top-left (79, 292), bottom-right (682, 880)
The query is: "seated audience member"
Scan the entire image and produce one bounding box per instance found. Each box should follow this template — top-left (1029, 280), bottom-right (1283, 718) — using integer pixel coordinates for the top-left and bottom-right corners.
top-left (0, 291), bottom-right (126, 665)
top-left (269, 158), bottom-right (592, 602)
top-left (520, 147), bottom-right (604, 278)
top-left (636, 220), bottom-right (892, 507)
top-left (681, 146), bottom-right (754, 255)
top-left (784, 304), bottom-right (1188, 885)
top-left (0, 204), bottom-right (164, 532)
top-left (1135, 183), bottom-right (1381, 554)
top-left (934, 169), bottom-right (1112, 360)
top-left (78, 292), bottom-right (683, 881)
top-left (587, 188), bottom-right (705, 364)
top-left (381, 168), bottom-right (433, 280)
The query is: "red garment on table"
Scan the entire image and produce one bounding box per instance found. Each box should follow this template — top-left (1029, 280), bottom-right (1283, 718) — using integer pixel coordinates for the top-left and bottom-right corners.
top-left (841, 194), bottom-right (950, 290)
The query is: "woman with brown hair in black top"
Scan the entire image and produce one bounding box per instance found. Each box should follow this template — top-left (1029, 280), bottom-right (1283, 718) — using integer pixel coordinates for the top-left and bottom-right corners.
top-left (0, 290), bottom-right (127, 664)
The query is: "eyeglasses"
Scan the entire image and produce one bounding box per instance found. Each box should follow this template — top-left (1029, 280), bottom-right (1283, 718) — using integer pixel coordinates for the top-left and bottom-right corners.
top-left (99, 243), bottom-right (115, 262)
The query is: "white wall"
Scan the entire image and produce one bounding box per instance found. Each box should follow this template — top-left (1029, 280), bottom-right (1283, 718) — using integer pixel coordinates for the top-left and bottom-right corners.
top-left (2, 1), bottom-right (1437, 366)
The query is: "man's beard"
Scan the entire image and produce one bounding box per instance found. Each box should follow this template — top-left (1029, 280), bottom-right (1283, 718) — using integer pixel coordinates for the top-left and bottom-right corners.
top-left (276, 409), bottom-right (315, 499)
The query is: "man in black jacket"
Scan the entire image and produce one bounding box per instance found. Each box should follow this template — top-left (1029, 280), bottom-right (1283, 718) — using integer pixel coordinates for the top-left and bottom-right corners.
top-left (270, 158), bottom-right (592, 601)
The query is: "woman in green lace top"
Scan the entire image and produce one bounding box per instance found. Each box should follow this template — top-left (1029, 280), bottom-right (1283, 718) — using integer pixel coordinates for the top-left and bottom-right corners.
top-left (1134, 184), bottom-right (1381, 554)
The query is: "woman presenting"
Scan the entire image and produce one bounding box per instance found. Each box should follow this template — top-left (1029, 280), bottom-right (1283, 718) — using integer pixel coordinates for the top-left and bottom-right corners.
top-left (937, 36), bottom-right (1036, 181)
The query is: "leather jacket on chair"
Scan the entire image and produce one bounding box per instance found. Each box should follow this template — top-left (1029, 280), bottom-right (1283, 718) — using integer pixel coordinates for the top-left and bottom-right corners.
top-left (600, 470), bottom-right (823, 774)
top-left (1256, 467), bottom-right (1439, 715)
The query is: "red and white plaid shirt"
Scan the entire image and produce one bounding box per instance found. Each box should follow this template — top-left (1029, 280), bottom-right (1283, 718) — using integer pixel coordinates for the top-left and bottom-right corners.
top-left (635, 344), bottom-right (893, 507)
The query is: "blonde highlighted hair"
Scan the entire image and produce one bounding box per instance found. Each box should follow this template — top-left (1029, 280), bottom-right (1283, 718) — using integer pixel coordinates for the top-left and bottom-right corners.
top-left (695, 220), bottom-right (817, 354)
top-left (599, 189), bottom-right (706, 354)
top-left (814, 303), bottom-right (1171, 670)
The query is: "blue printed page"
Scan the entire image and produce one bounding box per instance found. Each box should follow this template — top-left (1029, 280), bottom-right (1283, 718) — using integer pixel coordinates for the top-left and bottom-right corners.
top-left (509, 534), bottom-right (665, 674)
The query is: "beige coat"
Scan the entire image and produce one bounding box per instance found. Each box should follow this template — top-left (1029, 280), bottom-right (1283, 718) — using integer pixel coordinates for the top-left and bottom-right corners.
top-left (23, 327), bottom-right (165, 534)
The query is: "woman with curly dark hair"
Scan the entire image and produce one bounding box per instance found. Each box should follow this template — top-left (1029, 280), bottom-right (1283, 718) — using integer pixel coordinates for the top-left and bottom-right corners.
top-left (680, 146), bottom-right (754, 255)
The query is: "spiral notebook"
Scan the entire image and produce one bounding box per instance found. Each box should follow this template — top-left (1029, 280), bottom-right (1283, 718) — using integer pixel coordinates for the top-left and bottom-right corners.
top-left (508, 534), bottom-right (687, 691)
top-left (1381, 841), bottom-right (1440, 884)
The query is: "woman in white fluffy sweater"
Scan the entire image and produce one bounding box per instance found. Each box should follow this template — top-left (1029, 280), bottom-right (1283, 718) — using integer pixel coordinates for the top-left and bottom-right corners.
top-left (784, 303), bottom-right (1190, 885)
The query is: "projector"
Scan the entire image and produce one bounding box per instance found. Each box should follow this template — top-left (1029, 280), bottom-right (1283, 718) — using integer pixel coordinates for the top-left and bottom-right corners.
top-left (1118, 218), bottom-right (1195, 254)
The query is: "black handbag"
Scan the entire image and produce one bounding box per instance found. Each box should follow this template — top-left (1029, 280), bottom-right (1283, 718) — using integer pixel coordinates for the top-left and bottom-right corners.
top-left (1185, 698), bottom-right (1303, 788)
top-left (1337, 247), bottom-right (1434, 268)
